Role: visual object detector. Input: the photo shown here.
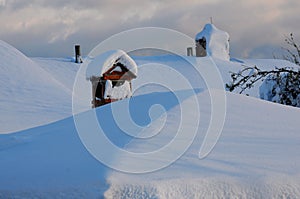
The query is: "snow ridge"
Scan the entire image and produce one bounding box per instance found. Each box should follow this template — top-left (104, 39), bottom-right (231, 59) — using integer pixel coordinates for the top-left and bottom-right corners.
top-left (0, 40), bottom-right (74, 133)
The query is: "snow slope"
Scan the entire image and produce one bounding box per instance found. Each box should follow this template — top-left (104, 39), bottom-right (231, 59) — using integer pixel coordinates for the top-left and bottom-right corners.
top-left (0, 41), bottom-right (78, 134)
top-left (1, 41), bottom-right (300, 198)
top-left (0, 91), bottom-right (299, 198)
top-left (105, 91), bottom-right (300, 198)
top-left (32, 57), bottom-right (79, 91)
top-left (1, 40), bottom-right (297, 134)
top-left (133, 55), bottom-right (299, 97)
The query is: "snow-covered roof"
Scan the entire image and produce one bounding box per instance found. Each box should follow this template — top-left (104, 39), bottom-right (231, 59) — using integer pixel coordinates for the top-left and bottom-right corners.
top-left (2, 40), bottom-right (300, 197)
top-left (86, 50), bottom-right (138, 78)
top-left (195, 23), bottom-right (230, 61)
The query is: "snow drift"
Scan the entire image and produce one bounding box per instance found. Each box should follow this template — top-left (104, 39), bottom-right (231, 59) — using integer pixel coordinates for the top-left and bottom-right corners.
top-left (0, 91), bottom-right (300, 198)
top-left (1, 41), bottom-right (300, 198)
top-left (0, 40), bottom-right (75, 134)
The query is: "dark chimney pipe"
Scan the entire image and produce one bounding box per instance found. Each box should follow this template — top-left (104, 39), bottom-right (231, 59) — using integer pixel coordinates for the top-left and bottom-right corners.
top-left (75, 45), bottom-right (82, 63)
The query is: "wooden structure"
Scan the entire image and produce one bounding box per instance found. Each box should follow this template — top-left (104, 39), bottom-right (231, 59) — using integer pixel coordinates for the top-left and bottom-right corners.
top-left (90, 62), bottom-right (137, 108)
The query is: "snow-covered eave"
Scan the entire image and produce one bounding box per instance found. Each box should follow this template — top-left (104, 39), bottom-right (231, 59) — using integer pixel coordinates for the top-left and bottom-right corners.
top-left (86, 50), bottom-right (138, 79)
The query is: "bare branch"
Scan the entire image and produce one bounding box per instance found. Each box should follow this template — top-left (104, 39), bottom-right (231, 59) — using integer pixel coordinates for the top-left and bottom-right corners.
top-left (226, 65), bottom-right (299, 94)
top-left (283, 33), bottom-right (300, 65)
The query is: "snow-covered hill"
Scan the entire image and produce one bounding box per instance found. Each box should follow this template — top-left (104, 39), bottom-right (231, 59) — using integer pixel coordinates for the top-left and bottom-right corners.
top-left (32, 57), bottom-right (79, 91)
top-left (105, 91), bottom-right (300, 198)
top-left (0, 41), bottom-right (79, 133)
top-left (0, 91), bottom-right (299, 198)
top-left (0, 40), bottom-right (300, 198)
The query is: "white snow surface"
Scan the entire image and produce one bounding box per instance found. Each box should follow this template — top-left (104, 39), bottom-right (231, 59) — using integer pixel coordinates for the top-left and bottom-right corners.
top-left (1, 41), bottom-right (300, 198)
top-left (0, 41), bottom-right (79, 134)
top-left (195, 23), bottom-right (230, 61)
top-left (104, 80), bottom-right (132, 99)
top-left (1, 91), bottom-right (300, 198)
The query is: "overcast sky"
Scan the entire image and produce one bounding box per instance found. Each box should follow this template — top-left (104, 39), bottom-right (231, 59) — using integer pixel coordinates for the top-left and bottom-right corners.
top-left (0, 0), bottom-right (299, 58)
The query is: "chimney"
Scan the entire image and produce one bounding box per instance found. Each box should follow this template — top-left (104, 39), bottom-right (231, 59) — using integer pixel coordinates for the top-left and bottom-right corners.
top-left (187, 47), bottom-right (193, 56)
top-left (75, 45), bottom-right (83, 63)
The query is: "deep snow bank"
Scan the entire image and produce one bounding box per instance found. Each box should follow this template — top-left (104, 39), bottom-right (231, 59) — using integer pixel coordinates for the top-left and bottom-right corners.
top-left (1, 40), bottom-right (297, 134)
top-left (0, 40), bottom-right (73, 133)
top-left (32, 57), bottom-right (80, 91)
top-left (0, 91), bottom-right (300, 198)
top-left (1, 41), bottom-right (300, 197)
top-left (105, 91), bottom-right (300, 198)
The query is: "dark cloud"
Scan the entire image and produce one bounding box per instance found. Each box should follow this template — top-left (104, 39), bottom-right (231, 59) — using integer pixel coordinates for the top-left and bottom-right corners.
top-left (5, 0), bottom-right (105, 10)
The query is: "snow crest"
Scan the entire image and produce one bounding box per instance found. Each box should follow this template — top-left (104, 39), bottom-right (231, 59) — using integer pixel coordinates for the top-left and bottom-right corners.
top-left (0, 40), bottom-right (73, 133)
